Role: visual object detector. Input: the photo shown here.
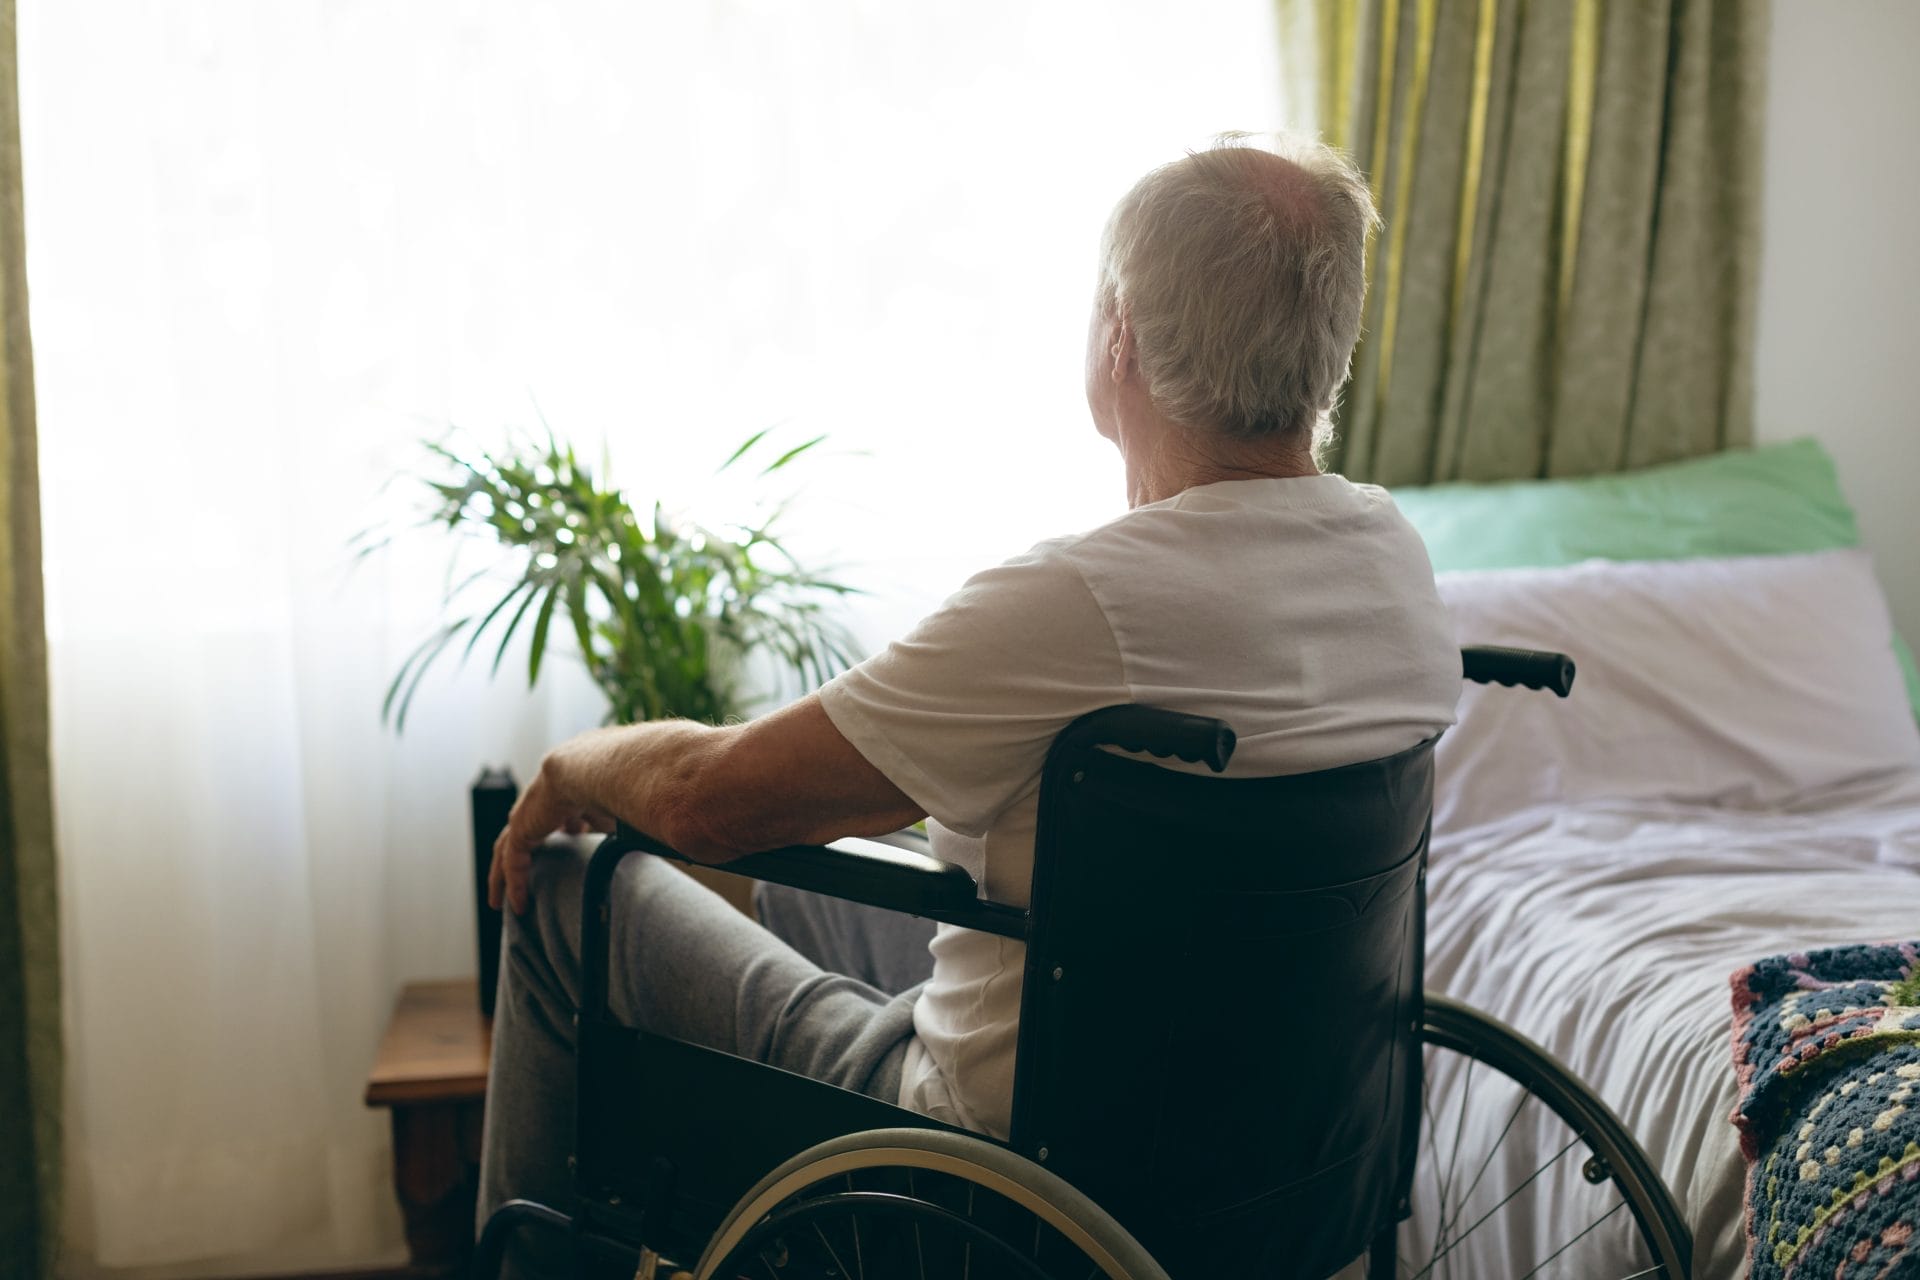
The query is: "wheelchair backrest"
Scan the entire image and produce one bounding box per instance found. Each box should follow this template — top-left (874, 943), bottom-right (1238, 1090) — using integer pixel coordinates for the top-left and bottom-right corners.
top-left (1009, 709), bottom-right (1434, 1279)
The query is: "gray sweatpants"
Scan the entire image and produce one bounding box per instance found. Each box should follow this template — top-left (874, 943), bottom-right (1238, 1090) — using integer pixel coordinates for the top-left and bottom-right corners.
top-left (476, 846), bottom-right (928, 1278)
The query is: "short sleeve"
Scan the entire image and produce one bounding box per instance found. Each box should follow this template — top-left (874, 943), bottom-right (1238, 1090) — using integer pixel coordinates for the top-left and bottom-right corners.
top-left (817, 541), bottom-right (1127, 838)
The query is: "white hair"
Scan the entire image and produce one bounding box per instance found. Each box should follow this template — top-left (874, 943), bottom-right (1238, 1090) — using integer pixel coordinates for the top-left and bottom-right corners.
top-left (1097, 132), bottom-right (1380, 451)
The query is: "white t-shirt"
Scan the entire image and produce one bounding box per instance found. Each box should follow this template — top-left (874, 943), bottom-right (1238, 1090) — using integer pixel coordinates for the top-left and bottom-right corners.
top-left (816, 473), bottom-right (1460, 1138)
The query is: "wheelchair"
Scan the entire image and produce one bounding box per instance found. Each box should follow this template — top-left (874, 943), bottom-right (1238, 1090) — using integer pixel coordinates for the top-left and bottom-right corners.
top-left (477, 646), bottom-right (1691, 1279)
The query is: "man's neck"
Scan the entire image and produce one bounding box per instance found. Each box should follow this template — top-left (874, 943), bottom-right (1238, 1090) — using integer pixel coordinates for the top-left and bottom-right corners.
top-left (1119, 416), bottom-right (1320, 508)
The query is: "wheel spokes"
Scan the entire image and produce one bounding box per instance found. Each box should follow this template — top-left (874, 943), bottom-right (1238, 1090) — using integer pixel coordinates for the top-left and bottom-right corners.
top-left (727, 1185), bottom-right (1082, 1280)
top-left (908, 1169), bottom-right (926, 1280)
top-left (810, 1220), bottom-right (851, 1277)
top-left (1408, 1135), bottom-right (1581, 1279)
top-left (1429, 1056), bottom-right (1475, 1268)
top-left (963, 1182), bottom-right (974, 1280)
top-left (1513, 1199), bottom-right (1626, 1280)
top-left (1441, 1084), bottom-right (1532, 1242)
top-left (1441, 1057), bottom-right (1475, 1211)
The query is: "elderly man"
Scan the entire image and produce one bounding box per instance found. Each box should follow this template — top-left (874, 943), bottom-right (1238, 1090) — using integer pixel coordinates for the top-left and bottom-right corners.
top-left (477, 134), bottom-right (1459, 1269)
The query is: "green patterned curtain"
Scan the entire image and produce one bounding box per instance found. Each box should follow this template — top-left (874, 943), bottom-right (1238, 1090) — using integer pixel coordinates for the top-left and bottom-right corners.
top-left (1277, 0), bottom-right (1767, 485)
top-left (0, 0), bottom-right (59, 1274)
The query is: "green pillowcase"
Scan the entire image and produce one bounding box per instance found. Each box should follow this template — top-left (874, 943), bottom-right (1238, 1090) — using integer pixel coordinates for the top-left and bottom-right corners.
top-left (1388, 438), bottom-right (1920, 717)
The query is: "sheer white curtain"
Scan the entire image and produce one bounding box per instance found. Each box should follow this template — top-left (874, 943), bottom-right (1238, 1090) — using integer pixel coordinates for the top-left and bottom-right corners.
top-left (23, 2), bottom-right (1282, 1274)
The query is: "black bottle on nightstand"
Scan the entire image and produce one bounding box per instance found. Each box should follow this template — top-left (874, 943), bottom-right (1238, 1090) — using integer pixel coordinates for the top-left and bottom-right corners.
top-left (470, 767), bottom-right (517, 1018)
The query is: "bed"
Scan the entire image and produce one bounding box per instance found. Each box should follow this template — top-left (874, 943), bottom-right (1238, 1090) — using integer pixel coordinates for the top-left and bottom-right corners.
top-left (1394, 443), bottom-right (1920, 1277)
top-left (1421, 774), bottom-right (1920, 1275)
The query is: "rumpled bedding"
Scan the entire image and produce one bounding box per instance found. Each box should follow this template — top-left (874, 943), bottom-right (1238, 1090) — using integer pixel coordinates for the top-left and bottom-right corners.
top-left (1421, 773), bottom-right (1920, 1278)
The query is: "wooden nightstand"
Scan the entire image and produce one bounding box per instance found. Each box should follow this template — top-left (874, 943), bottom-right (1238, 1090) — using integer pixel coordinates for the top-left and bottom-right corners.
top-left (364, 978), bottom-right (491, 1276)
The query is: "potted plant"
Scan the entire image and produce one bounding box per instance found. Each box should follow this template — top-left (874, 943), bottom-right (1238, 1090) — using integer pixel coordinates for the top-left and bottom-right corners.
top-left (368, 427), bottom-right (862, 1011)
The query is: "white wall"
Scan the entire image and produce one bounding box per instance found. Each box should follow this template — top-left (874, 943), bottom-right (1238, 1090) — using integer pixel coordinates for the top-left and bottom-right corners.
top-left (1754, 0), bottom-right (1920, 647)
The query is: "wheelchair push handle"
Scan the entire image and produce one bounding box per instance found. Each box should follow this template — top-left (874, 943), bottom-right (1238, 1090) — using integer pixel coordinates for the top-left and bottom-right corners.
top-left (1461, 645), bottom-right (1576, 698)
top-left (1050, 704), bottom-right (1238, 773)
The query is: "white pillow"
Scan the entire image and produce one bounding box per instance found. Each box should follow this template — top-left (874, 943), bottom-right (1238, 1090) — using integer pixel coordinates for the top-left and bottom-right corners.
top-left (1434, 550), bottom-right (1920, 836)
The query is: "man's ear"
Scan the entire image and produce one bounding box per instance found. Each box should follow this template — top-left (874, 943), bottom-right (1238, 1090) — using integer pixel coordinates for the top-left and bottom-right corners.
top-left (1108, 309), bottom-right (1137, 383)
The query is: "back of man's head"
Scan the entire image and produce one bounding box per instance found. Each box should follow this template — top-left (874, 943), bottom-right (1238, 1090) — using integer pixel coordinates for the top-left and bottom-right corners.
top-left (1098, 133), bottom-right (1380, 454)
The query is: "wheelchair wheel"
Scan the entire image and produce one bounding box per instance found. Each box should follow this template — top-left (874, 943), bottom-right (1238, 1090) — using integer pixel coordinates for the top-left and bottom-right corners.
top-left (1393, 995), bottom-right (1691, 1279)
top-left (693, 1127), bottom-right (1171, 1280)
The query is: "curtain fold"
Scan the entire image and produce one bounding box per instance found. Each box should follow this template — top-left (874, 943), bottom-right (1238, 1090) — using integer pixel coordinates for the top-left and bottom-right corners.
top-left (0, 0), bottom-right (60, 1274)
top-left (1279, 0), bottom-right (1767, 485)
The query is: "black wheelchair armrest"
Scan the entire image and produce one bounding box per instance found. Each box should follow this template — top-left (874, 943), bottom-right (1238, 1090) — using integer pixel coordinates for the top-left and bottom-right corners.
top-left (581, 822), bottom-right (1027, 1023)
top-left (633, 824), bottom-right (979, 915)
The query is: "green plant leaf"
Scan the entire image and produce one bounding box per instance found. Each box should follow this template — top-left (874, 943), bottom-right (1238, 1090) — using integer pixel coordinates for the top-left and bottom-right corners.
top-left (491, 578), bottom-right (548, 678)
top-left (717, 425), bottom-right (776, 473)
top-left (383, 617), bottom-right (472, 733)
top-left (566, 564), bottom-right (597, 676)
top-left (463, 576), bottom-right (536, 664)
top-left (760, 433), bottom-right (827, 475)
top-left (375, 422), bottom-right (862, 730)
top-left (382, 626), bottom-right (444, 725)
top-left (527, 579), bottom-right (562, 685)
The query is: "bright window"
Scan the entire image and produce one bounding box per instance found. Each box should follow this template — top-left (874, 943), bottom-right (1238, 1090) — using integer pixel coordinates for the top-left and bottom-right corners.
top-left (23, 4), bottom-right (1283, 1271)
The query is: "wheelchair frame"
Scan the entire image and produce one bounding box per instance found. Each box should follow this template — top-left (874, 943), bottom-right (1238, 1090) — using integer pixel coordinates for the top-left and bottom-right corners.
top-left (477, 645), bottom-right (1689, 1280)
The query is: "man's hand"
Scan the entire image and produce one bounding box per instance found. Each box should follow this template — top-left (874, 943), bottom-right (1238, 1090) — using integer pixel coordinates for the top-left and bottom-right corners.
top-left (486, 697), bottom-right (926, 916)
top-left (488, 733), bottom-right (618, 915)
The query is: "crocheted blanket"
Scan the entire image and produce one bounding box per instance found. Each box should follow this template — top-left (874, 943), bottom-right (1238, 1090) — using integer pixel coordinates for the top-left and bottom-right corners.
top-left (1731, 941), bottom-right (1920, 1277)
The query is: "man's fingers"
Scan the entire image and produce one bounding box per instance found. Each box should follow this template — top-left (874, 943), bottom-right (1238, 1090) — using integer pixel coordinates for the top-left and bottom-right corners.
top-left (491, 819), bottom-right (538, 917)
top-left (494, 771), bottom-right (558, 915)
top-left (490, 827), bottom-right (521, 913)
top-left (508, 850), bottom-right (531, 915)
top-left (495, 833), bottom-right (533, 916)
top-left (490, 765), bottom-right (609, 915)
top-left (503, 825), bottom-right (541, 917)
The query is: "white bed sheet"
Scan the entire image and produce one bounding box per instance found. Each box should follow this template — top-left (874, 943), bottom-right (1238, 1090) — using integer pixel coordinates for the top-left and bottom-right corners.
top-left (1419, 771), bottom-right (1920, 1278)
